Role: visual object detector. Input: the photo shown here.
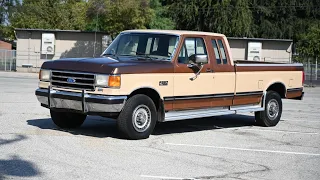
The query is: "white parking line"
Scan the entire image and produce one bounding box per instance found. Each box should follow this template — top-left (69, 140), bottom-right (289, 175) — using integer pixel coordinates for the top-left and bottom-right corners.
top-left (282, 119), bottom-right (320, 123)
top-left (165, 143), bottom-right (320, 156)
top-left (237, 128), bottom-right (319, 135)
top-left (140, 175), bottom-right (188, 179)
top-left (190, 125), bottom-right (319, 135)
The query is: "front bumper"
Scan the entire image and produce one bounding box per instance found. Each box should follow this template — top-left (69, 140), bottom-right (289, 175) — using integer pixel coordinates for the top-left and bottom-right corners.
top-left (35, 87), bottom-right (127, 113)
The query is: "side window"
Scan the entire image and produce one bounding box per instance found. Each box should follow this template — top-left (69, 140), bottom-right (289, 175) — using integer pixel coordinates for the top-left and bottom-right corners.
top-left (211, 40), bottom-right (221, 64)
top-left (178, 37), bottom-right (207, 64)
top-left (218, 39), bottom-right (228, 64)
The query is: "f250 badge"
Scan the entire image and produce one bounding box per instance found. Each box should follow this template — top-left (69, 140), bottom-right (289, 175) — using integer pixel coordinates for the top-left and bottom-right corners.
top-left (159, 81), bottom-right (168, 86)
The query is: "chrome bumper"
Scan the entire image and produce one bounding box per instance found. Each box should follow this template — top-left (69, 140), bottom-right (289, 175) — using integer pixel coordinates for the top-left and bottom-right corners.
top-left (35, 88), bottom-right (127, 113)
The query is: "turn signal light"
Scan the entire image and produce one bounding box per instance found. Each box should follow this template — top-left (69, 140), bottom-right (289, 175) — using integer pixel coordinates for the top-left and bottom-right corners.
top-left (108, 76), bottom-right (121, 88)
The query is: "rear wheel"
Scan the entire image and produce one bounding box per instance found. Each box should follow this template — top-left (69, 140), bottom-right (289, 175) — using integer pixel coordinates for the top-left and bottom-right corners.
top-left (117, 94), bottom-right (157, 140)
top-left (50, 110), bottom-right (87, 128)
top-left (255, 91), bottom-right (282, 127)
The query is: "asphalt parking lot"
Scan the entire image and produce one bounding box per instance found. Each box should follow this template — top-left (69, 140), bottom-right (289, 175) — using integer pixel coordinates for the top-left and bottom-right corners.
top-left (0, 71), bottom-right (319, 180)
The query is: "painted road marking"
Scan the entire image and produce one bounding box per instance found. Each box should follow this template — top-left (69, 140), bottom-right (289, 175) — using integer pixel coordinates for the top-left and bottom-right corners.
top-left (165, 143), bottom-right (320, 156)
top-left (141, 175), bottom-right (190, 179)
top-left (282, 119), bottom-right (320, 123)
top-left (189, 125), bottom-right (319, 135)
top-left (235, 128), bottom-right (319, 135)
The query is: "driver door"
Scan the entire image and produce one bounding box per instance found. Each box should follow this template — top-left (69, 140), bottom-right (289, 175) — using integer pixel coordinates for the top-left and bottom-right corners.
top-left (172, 36), bottom-right (214, 110)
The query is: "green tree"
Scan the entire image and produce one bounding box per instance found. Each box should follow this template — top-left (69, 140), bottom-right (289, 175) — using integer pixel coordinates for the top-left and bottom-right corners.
top-left (0, 0), bottom-right (19, 40)
top-left (86, 0), bottom-right (153, 37)
top-left (10, 0), bottom-right (87, 30)
top-left (168, 0), bottom-right (253, 37)
top-left (297, 25), bottom-right (320, 62)
top-left (147, 0), bottom-right (175, 29)
top-left (249, 0), bottom-right (320, 40)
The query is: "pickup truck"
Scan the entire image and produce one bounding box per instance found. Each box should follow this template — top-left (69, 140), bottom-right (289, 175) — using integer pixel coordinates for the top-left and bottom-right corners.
top-left (35, 29), bottom-right (304, 139)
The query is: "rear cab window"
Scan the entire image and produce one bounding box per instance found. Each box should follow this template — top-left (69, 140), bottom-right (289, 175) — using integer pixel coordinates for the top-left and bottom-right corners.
top-left (211, 39), bottom-right (229, 65)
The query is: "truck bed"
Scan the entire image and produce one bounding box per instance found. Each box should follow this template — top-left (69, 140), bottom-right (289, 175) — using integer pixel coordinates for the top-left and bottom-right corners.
top-left (234, 60), bottom-right (292, 64)
top-left (234, 60), bottom-right (304, 72)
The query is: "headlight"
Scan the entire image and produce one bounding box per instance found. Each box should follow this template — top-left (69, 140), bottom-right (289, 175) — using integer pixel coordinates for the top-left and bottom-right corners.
top-left (95, 75), bottom-right (121, 88)
top-left (95, 75), bottom-right (109, 87)
top-left (39, 69), bottom-right (51, 81)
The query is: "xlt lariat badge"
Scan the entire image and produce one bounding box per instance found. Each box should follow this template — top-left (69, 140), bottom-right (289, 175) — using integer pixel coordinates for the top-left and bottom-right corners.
top-left (159, 81), bottom-right (168, 86)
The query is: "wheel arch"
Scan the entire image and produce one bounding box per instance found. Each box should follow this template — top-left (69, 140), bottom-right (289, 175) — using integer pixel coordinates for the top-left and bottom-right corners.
top-left (128, 87), bottom-right (165, 121)
top-left (266, 82), bottom-right (286, 98)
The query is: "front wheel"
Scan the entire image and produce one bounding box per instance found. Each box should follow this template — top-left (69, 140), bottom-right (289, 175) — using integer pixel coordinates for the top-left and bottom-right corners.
top-left (50, 110), bottom-right (87, 128)
top-left (255, 91), bottom-right (282, 127)
top-left (117, 94), bottom-right (157, 140)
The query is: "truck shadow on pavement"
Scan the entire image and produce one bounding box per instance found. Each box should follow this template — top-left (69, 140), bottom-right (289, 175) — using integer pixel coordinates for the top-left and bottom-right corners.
top-left (153, 114), bottom-right (256, 135)
top-left (27, 114), bottom-right (256, 139)
top-left (0, 135), bottom-right (41, 179)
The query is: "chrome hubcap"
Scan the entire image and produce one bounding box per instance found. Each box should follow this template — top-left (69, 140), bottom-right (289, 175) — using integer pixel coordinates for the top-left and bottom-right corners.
top-left (267, 99), bottom-right (279, 120)
top-left (132, 105), bottom-right (151, 132)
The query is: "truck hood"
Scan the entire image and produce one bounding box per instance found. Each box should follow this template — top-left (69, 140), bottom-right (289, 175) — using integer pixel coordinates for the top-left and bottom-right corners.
top-left (41, 57), bottom-right (173, 74)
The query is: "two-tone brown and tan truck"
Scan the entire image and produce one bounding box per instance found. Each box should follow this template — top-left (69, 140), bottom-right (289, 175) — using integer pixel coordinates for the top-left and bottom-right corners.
top-left (35, 29), bottom-right (304, 139)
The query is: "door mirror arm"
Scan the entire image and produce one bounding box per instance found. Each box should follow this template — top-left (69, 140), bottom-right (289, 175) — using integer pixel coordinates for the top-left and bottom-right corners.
top-left (188, 63), bottom-right (204, 81)
top-left (187, 54), bottom-right (208, 81)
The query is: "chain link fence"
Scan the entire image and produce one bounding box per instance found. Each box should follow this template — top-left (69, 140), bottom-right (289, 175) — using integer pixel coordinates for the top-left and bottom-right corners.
top-left (0, 48), bottom-right (103, 73)
top-left (303, 62), bottom-right (320, 86)
top-left (0, 49), bottom-right (17, 71)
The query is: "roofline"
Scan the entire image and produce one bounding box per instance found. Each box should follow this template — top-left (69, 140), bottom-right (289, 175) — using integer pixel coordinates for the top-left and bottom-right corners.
top-left (14, 28), bottom-right (108, 34)
top-left (227, 37), bottom-right (293, 42)
top-left (121, 29), bottom-right (225, 36)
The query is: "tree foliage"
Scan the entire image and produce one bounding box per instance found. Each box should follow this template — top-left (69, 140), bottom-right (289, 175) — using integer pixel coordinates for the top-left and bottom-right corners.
top-left (147, 0), bottom-right (175, 30)
top-left (297, 24), bottom-right (320, 62)
top-left (86, 0), bottom-right (153, 37)
top-left (168, 0), bottom-right (253, 37)
top-left (0, 0), bottom-right (19, 39)
top-left (9, 0), bottom-right (87, 30)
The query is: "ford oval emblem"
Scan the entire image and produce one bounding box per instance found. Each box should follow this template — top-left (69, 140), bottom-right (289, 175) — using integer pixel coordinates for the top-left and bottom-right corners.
top-left (67, 78), bottom-right (76, 83)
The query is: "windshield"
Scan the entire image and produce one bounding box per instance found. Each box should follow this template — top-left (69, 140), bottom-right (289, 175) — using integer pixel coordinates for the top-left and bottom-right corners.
top-left (102, 33), bottom-right (179, 61)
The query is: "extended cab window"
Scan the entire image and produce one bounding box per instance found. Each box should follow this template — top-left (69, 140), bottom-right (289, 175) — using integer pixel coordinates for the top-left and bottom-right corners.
top-left (218, 39), bottom-right (228, 64)
top-left (211, 40), bottom-right (221, 64)
top-left (212, 39), bottom-right (228, 64)
top-left (178, 37), bottom-right (207, 64)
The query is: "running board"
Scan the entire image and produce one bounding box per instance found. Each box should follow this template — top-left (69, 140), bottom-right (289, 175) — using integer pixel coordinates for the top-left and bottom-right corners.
top-left (230, 104), bottom-right (264, 113)
top-left (164, 105), bottom-right (264, 122)
top-left (235, 107), bottom-right (264, 113)
top-left (165, 107), bottom-right (234, 121)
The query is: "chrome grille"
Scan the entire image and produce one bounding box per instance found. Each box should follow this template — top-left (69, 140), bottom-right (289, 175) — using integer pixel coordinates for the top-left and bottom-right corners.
top-left (51, 71), bottom-right (95, 91)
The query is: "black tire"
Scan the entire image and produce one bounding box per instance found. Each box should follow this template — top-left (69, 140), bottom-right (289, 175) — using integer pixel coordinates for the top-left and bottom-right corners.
top-left (50, 110), bottom-right (87, 128)
top-left (255, 91), bottom-right (282, 127)
top-left (117, 94), bottom-right (157, 140)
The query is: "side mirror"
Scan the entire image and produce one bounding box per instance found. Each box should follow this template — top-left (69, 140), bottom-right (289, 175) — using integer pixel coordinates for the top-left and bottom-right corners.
top-left (187, 54), bottom-right (207, 81)
top-left (195, 55), bottom-right (208, 64)
top-left (188, 54), bottom-right (208, 65)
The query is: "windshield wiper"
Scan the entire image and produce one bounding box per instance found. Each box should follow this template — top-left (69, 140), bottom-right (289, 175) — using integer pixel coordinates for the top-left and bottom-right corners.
top-left (135, 52), bottom-right (154, 61)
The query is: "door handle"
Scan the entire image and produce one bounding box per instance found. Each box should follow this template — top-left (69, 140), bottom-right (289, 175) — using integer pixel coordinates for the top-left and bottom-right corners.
top-left (206, 68), bottom-right (213, 72)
